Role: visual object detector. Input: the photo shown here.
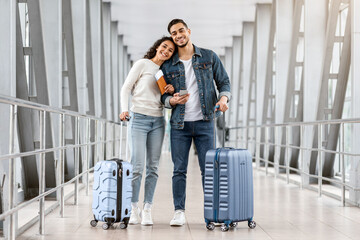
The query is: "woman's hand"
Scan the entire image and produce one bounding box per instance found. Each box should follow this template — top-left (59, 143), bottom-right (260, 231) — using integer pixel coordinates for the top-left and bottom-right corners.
top-left (119, 111), bottom-right (130, 121)
top-left (164, 84), bottom-right (174, 94)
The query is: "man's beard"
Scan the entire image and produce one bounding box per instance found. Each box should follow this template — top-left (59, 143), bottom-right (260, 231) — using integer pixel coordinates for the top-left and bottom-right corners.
top-left (177, 40), bottom-right (189, 48)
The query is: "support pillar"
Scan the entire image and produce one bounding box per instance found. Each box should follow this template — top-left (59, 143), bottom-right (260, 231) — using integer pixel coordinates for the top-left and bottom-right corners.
top-left (111, 22), bottom-right (119, 122)
top-left (230, 36), bottom-right (241, 145)
top-left (89, 0), bottom-right (102, 118)
top-left (0, 0), bottom-right (17, 237)
top-left (255, 4), bottom-right (272, 127)
top-left (118, 35), bottom-right (124, 113)
top-left (224, 46), bottom-right (232, 129)
top-left (275, 0), bottom-right (293, 166)
top-left (241, 22), bottom-right (254, 150)
top-left (303, 0), bottom-right (327, 185)
top-left (102, 2), bottom-right (113, 121)
top-left (28, 0), bottom-right (57, 189)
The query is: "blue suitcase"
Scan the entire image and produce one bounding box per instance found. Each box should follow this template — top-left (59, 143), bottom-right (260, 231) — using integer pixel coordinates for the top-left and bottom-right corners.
top-left (204, 148), bottom-right (256, 231)
top-left (90, 158), bottom-right (132, 230)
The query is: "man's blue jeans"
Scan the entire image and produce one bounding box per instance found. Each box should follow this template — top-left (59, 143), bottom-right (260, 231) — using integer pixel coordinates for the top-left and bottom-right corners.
top-left (170, 120), bottom-right (214, 210)
top-left (129, 112), bottom-right (165, 204)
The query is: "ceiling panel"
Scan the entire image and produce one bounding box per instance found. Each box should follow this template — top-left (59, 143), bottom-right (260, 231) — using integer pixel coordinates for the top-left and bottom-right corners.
top-left (105, 0), bottom-right (272, 61)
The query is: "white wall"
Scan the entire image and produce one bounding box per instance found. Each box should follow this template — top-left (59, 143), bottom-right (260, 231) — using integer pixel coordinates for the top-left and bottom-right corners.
top-left (350, 0), bottom-right (360, 205)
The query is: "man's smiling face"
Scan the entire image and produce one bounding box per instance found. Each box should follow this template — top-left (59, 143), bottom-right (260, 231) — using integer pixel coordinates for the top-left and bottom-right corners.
top-left (169, 23), bottom-right (191, 48)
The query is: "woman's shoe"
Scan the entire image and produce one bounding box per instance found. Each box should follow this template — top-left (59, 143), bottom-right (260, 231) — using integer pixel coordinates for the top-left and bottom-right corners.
top-left (129, 207), bottom-right (141, 225)
top-left (141, 208), bottom-right (153, 225)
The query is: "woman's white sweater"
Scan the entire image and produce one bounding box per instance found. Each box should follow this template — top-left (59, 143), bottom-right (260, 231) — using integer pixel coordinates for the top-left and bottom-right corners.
top-left (120, 59), bottom-right (164, 117)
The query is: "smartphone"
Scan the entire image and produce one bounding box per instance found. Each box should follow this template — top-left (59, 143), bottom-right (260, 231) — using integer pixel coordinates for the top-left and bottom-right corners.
top-left (179, 90), bottom-right (188, 96)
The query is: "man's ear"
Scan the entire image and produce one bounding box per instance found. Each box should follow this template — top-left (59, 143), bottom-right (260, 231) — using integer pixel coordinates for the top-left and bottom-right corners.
top-left (188, 28), bottom-right (191, 35)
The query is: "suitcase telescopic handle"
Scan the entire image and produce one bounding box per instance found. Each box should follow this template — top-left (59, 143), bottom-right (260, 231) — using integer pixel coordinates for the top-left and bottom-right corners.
top-left (119, 119), bottom-right (129, 161)
top-left (213, 105), bottom-right (226, 149)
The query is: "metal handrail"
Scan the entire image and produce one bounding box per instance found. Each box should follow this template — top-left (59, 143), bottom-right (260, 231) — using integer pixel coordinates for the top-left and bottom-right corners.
top-left (228, 117), bottom-right (360, 129)
top-left (0, 168), bottom-right (93, 221)
top-left (0, 138), bottom-right (122, 161)
top-left (0, 94), bottom-right (117, 122)
top-left (255, 156), bottom-right (360, 191)
top-left (228, 119), bottom-right (360, 207)
top-left (247, 141), bottom-right (359, 157)
top-left (0, 94), bottom-right (127, 239)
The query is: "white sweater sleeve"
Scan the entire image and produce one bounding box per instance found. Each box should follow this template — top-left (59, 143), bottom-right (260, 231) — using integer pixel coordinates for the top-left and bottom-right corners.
top-left (120, 60), bottom-right (144, 112)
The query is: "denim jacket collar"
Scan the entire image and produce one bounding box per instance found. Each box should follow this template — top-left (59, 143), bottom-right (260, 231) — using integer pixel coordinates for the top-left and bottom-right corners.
top-left (171, 44), bottom-right (202, 66)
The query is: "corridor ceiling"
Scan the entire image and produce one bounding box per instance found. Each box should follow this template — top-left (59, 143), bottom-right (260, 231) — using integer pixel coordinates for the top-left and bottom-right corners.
top-left (105, 0), bottom-right (272, 61)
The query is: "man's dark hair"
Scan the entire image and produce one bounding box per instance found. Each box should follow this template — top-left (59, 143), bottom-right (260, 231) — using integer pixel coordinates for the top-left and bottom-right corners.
top-left (167, 19), bottom-right (188, 33)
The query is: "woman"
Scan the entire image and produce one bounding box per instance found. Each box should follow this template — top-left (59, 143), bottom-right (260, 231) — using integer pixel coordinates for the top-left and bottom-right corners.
top-left (119, 36), bottom-right (175, 226)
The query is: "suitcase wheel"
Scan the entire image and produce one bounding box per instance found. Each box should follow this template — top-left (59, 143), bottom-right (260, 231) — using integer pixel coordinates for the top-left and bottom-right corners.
top-left (206, 222), bottom-right (215, 231)
top-left (120, 222), bottom-right (128, 229)
top-left (220, 224), bottom-right (229, 232)
top-left (230, 222), bottom-right (238, 228)
top-left (248, 220), bottom-right (256, 229)
top-left (102, 223), bottom-right (110, 230)
top-left (90, 220), bottom-right (98, 227)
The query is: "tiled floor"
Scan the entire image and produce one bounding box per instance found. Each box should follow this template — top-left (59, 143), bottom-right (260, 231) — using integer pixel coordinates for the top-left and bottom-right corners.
top-left (17, 152), bottom-right (360, 240)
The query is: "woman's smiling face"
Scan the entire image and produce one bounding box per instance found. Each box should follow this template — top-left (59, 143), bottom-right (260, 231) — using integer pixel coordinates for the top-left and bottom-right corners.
top-left (156, 40), bottom-right (175, 61)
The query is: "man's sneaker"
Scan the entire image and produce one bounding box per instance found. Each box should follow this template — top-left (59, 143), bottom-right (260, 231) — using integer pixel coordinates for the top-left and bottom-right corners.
top-left (141, 209), bottom-right (153, 226)
top-left (129, 207), bottom-right (141, 225)
top-left (170, 210), bottom-right (186, 226)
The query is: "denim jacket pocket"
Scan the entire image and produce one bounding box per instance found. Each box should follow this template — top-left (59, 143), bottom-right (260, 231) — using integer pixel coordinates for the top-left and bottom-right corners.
top-left (166, 72), bottom-right (180, 81)
top-left (197, 62), bottom-right (212, 70)
top-left (197, 62), bottom-right (213, 80)
top-left (166, 72), bottom-right (181, 89)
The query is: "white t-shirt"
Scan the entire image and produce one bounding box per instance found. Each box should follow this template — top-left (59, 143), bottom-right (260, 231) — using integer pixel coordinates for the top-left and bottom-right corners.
top-left (181, 59), bottom-right (203, 121)
top-left (120, 59), bottom-right (164, 117)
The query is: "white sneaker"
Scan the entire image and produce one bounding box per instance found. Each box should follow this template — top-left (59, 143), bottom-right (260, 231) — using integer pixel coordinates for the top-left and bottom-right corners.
top-left (129, 207), bottom-right (141, 225)
top-left (141, 209), bottom-right (153, 226)
top-left (170, 210), bottom-right (186, 226)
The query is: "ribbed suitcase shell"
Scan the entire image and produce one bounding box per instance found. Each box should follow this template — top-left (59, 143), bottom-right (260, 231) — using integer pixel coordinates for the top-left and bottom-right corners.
top-left (92, 159), bottom-right (132, 223)
top-left (204, 148), bottom-right (254, 224)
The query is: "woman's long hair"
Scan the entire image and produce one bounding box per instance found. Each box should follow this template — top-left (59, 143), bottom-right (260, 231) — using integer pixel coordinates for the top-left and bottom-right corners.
top-left (143, 36), bottom-right (176, 59)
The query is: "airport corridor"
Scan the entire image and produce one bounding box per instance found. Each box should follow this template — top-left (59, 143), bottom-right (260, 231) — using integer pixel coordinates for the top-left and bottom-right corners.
top-left (17, 151), bottom-right (360, 240)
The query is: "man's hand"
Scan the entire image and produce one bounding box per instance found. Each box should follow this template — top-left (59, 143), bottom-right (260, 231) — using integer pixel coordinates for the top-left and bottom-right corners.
top-left (215, 96), bottom-right (228, 112)
top-left (164, 84), bottom-right (174, 94)
top-left (119, 111), bottom-right (130, 121)
top-left (169, 93), bottom-right (190, 106)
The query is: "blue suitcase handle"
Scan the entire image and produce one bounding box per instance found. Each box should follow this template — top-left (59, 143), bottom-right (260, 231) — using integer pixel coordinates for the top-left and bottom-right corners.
top-left (213, 105), bottom-right (225, 148)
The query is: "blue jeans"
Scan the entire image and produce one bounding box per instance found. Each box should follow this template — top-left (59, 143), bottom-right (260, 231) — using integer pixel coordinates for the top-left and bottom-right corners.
top-left (170, 120), bottom-right (214, 210)
top-left (129, 112), bottom-right (165, 204)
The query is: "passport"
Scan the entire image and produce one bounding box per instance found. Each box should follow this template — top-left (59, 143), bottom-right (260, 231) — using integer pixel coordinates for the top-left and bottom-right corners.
top-left (155, 70), bottom-right (167, 95)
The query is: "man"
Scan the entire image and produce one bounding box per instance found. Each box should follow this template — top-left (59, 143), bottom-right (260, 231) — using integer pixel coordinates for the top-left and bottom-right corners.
top-left (161, 19), bottom-right (231, 226)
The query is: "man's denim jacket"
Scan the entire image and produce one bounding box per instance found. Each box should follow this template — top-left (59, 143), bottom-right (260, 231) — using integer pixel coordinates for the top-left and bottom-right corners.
top-left (161, 44), bottom-right (231, 129)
